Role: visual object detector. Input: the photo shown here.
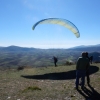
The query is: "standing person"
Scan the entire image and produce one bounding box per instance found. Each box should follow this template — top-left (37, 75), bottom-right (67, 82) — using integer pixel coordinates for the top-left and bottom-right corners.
top-left (53, 56), bottom-right (58, 67)
top-left (90, 56), bottom-right (93, 64)
top-left (85, 52), bottom-right (90, 84)
top-left (75, 52), bottom-right (90, 89)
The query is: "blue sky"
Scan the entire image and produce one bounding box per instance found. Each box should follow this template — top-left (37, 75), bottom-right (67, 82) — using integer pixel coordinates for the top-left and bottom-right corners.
top-left (0, 0), bottom-right (100, 49)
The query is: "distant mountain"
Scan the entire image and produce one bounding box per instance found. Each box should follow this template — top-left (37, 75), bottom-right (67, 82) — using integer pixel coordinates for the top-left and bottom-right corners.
top-left (0, 45), bottom-right (100, 68)
top-left (0, 44), bottom-right (100, 52)
top-left (0, 45), bottom-right (36, 52)
top-left (68, 44), bottom-right (100, 52)
top-left (69, 45), bottom-right (86, 49)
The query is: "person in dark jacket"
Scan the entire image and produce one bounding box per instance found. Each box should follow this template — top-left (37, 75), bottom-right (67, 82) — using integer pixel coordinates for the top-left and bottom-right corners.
top-left (75, 52), bottom-right (90, 89)
top-left (85, 52), bottom-right (90, 84)
top-left (53, 56), bottom-right (58, 67)
top-left (90, 56), bottom-right (93, 64)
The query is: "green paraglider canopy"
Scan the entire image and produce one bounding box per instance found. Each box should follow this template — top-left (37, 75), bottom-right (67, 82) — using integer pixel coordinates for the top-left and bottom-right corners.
top-left (32, 18), bottom-right (80, 38)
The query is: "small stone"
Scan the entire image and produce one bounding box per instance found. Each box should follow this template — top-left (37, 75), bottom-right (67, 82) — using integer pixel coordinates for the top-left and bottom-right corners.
top-left (7, 97), bottom-right (11, 99)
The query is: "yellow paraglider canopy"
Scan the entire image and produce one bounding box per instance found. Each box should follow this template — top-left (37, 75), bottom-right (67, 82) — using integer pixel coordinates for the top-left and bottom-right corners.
top-left (32, 18), bottom-right (80, 38)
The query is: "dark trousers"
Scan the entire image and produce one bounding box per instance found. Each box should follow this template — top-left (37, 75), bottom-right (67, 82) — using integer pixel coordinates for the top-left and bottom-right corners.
top-left (86, 69), bottom-right (90, 84)
top-left (54, 62), bottom-right (57, 67)
top-left (80, 69), bottom-right (90, 85)
top-left (76, 70), bottom-right (86, 88)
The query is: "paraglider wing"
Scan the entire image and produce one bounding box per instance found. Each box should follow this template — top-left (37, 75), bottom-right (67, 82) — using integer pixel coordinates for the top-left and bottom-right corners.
top-left (32, 18), bottom-right (80, 38)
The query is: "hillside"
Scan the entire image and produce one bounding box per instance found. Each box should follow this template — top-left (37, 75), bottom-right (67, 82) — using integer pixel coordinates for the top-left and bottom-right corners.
top-left (0, 45), bottom-right (100, 68)
top-left (0, 64), bottom-right (100, 100)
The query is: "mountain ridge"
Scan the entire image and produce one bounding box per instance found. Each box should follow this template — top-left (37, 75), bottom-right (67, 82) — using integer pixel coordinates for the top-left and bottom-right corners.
top-left (0, 44), bottom-right (100, 52)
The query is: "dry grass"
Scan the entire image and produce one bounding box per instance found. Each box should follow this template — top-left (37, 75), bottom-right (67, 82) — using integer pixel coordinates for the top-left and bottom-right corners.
top-left (0, 63), bottom-right (100, 100)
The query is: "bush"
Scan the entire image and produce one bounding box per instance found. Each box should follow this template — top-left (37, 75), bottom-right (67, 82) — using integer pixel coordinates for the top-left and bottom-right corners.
top-left (65, 61), bottom-right (74, 65)
top-left (17, 66), bottom-right (24, 71)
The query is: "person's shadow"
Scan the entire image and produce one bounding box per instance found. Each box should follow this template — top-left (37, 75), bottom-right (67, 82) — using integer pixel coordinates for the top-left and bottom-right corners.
top-left (21, 65), bottom-right (99, 80)
top-left (77, 84), bottom-right (100, 100)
